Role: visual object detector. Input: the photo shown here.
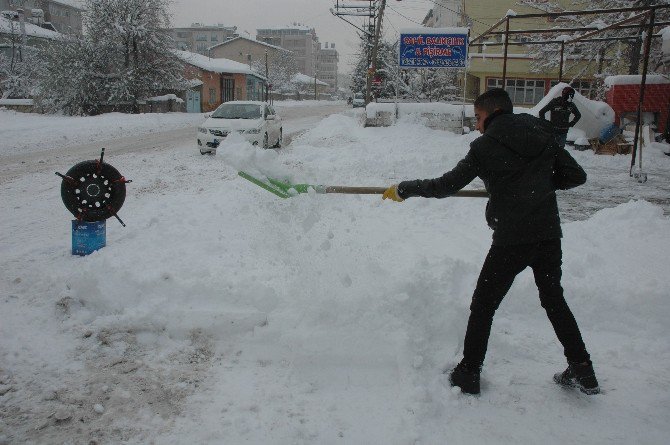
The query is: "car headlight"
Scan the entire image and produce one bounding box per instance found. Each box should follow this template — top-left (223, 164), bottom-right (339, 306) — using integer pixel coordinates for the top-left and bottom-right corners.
top-left (246, 128), bottom-right (261, 134)
top-left (198, 127), bottom-right (208, 134)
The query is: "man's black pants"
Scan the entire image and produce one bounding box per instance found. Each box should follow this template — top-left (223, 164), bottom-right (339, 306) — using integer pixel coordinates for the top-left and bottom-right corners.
top-left (463, 238), bottom-right (590, 368)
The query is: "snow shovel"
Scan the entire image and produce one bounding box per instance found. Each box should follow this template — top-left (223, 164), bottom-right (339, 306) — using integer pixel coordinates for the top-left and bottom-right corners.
top-left (238, 171), bottom-right (488, 199)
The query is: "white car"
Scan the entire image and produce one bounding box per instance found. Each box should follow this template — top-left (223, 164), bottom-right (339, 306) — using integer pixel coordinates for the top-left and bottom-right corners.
top-left (197, 101), bottom-right (282, 154)
top-left (352, 93), bottom-right (365, 108)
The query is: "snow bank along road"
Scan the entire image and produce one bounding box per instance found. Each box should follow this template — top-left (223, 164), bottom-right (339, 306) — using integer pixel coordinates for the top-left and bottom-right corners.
top-left (0, 102), bottom-right (349, 185)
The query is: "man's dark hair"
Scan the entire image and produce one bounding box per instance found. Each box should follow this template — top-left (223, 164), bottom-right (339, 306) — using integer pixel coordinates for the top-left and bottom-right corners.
top-left (474, 88), bottom-right (513, 114)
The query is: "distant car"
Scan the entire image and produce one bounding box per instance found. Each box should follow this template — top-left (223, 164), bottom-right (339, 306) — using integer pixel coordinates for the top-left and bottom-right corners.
top-left (197, 101), bottom-right (282, 154)
top-left (352, 93), bottom-right (365, 108)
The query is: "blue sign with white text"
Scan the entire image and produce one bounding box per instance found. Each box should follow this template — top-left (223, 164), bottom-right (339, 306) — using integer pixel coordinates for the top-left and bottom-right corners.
top-left (399, 32), bottom-right (468, 68)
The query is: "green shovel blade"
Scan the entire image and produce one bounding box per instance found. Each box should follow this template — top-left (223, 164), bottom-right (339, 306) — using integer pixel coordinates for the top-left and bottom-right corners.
top-left (238, 171), bottom-right (319, 198)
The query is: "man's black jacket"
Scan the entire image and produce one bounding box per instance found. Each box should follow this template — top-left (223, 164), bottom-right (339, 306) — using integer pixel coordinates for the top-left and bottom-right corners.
top-left (397, 112), bottom-right (587, 246)
top-left (539, 97), bottom-right (581, 134)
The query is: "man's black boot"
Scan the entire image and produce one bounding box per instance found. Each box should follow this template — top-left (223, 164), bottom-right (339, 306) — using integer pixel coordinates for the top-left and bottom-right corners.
top-left (553, 360), bottom-right (600, 395)
top-left (448, 361), bottom-right (481, 395)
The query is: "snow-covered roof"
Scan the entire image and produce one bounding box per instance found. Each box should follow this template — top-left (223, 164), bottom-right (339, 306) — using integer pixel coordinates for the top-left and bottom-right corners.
top-left (0, 98), bottom-right (33, 106)
top-left (174, 50), bottom-right (266, 79)
top-left (258, 24), bottom-right (314, 32)
top-left (219, 100), bottom-right (266, 106)
top-left (50, 0), bottom-right (84, 10)
top-left (604, 75), bottom-right (670, 86)
top-left (661, 26), bottom-right (670, 41)
top-left (399, 27), bottom-right (469, 36)
top-left (292, 73), bottom-right (328, 86)
top-left (0, 15), bottom-right (61, 39)
top-left (208, 36), bottom-right (291, 53)
top-left (186, 79), bottom-right (204, 88)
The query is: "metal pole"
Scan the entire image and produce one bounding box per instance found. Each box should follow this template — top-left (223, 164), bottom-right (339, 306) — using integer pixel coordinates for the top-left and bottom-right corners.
top-left (630, 10), bottom-right (655, 180)
top-left (559, 41), bottom-right (565, 82)
top-left (462, 68), bottom-right (468, 133)
top-left (395, 51), bottom-right (400, 119)
top-left (265, 50), bottom-right (269, 103)
top-left (502, 17), bottom-right (510, 87)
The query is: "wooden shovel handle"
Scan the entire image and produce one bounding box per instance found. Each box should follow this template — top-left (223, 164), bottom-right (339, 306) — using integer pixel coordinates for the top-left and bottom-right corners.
top-left (324, 186), bottom-right (488, 198)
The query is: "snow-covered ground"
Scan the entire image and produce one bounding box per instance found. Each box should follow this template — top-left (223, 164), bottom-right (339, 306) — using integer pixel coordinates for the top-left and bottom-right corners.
top-left (0, 109), bottom-right (205, 155)
top-left (1, 106), bottom-right (670, 444)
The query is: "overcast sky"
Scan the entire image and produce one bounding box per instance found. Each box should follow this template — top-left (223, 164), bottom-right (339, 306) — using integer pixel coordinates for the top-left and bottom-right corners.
top-left (169, 0), bottom-right (435, 74)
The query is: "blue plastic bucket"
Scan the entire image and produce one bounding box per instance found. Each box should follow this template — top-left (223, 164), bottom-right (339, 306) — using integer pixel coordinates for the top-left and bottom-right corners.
top-left (72, 220), bottom-right (106, 256)
top-left (599, 123), bottom-right (621, 144)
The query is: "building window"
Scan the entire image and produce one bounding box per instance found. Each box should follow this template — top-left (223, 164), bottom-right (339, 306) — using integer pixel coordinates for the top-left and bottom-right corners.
top-left (488, 78), bottom-right (545, 105)
top-left (196, 34), bottom-right (207, 41)
top-left (211, 34), bottom-right (218, 41)
top-left (209, 88), bottom-right (216, 104)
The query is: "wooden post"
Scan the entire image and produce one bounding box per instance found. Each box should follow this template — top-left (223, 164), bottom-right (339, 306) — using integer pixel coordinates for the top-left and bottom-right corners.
top-left (558, 41), bottom-right (565, 82)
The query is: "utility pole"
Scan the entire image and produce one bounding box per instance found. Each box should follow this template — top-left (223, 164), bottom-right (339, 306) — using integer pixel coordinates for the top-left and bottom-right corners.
top-left (265, 50), bottom-right (269, 103)
top-left (16, 0), bottom-right (27, 63)
top-left (366, 0), bottom-right (386, 105)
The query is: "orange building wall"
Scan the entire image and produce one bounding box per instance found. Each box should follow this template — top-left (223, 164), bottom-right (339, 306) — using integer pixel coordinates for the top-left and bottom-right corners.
top-left (184, 63), bottom-right (264, 111)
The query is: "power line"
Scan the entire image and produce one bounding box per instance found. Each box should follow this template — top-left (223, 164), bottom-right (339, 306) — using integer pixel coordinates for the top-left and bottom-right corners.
top-left (386, 4), bottom-right (424, 26)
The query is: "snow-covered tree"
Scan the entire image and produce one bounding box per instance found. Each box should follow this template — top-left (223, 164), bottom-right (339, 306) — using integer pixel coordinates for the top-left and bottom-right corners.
top-left (0, 16), bottom-right (46, 99)
top-left (518, 0), bottom-right (670, 89)
top-left (38, 0), bottom-right (185, 114)
top-left (0, 46), bottom-right (44, 99)
top-left (251, 51), bottom-right (299, 94)
top-left (37, 36), bottom-right (115, 115)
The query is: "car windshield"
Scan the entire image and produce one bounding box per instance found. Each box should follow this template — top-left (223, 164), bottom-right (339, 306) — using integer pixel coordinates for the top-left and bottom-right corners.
top-left (211, 104), bottom-right (262, 119)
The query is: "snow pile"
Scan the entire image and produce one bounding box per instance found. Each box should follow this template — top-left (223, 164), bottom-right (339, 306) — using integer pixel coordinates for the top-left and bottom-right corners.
top-left (399, 26), bottom-right (470, 36)
top-left (0, 98), bottom-right (33, 106)
top-left (291, 73), bottom-right (328, 86)
top-left (147, 94), bottom-right (184, 103)
top-left (216, 132), bottom-right (292, 181)
top-left (366, 102), bottom-right (473, 120)
top-left (0, 109), bottom-right (204, 154)
top-left (604, 75), bottom-right (670, 86)
top-left (643, 123), bottom-right (670, 155)
top-left (1, 106), bottom-right (670, 443)
top-left (531, 82), bottom-right (615, 139)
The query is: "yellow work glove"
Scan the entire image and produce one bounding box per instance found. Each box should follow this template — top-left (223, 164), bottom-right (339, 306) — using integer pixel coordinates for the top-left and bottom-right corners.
top-left (382, 184), bottom-right (404, 202)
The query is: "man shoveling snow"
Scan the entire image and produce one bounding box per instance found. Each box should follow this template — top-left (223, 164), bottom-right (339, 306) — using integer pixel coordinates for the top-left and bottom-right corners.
top-left (382, 88), bottom-right (599, 396)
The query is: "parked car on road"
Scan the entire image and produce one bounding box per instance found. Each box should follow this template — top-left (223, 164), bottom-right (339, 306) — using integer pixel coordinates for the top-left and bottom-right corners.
top-left (352, 93), bottom-right (365, 108)
top-left (197, 101), bottom-right (282, 154)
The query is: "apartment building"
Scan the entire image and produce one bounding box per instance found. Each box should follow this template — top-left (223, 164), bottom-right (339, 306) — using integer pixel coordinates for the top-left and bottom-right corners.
top-left (316, 42), bottom-right (338, 92)
top-left (426, 0), bottom-right (597, 104)
top-left (0, 0), bottom-right (83, 34)
top-left (168, 23), bottom-right (237, 55)
top-left (256, 24), bottom-right (319, 77)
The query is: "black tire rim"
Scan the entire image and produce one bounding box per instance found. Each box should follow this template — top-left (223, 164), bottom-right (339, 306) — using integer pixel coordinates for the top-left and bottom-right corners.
top-left (61, 160), bottom-right (126, 221)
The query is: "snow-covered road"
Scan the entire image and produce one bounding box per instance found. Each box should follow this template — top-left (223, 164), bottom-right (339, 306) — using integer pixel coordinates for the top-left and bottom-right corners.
top-left (0, 102), bottom-right (349, 185)
top-left (1, 104), bottom-right (670, 444)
